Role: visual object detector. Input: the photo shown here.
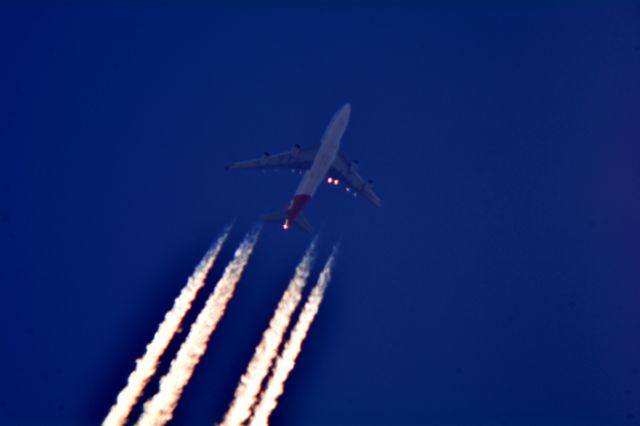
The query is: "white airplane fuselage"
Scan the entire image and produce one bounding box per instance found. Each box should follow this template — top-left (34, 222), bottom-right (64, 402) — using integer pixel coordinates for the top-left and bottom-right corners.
top-left (284, 103), bottom-right (351, 229)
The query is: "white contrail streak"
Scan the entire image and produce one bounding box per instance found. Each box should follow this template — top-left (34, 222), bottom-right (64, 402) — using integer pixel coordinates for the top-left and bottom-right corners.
top-left (249, 249), bottom-right (337, 426)
top-left (136, 229), bottom-right (261, 426)
top-left (102, 229), bottom-right (230, 426)
top-left (220, 240), bottom-right (317, 426)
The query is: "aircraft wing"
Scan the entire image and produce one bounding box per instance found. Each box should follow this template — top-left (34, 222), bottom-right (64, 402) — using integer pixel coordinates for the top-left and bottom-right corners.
top-left (329, 152), bottom-right (382, 207)
top-left (225, 144), bottom-right (319, 171)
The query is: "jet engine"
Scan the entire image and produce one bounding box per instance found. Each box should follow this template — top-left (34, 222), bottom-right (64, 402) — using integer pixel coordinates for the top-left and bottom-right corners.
top-left (364, 179), bottom-right (374, 191)
top-left (260, 151), bottom-right (270, 165)
top-left (291, 144), bottom-right (301, 158)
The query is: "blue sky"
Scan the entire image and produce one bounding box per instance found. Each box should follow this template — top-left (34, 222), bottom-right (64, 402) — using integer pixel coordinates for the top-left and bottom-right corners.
top-left (1, 3), bottom-right (639, 425)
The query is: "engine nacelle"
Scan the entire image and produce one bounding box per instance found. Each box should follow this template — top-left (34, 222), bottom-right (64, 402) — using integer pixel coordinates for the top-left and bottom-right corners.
top-left (260, 151), bottom-right (270, 165)
top-left (364, 179), bottom-right (374, 191)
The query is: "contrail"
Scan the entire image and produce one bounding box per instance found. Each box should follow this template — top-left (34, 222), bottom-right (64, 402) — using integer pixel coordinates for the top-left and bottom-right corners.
top-left (249, 249), bottom-right (337, 426)
top-left (220, 240), bottom-right (317, 426)
top-left (136, 228), bottom-right (261, 426)
top-left (102, 229), bottom-right (230, 426)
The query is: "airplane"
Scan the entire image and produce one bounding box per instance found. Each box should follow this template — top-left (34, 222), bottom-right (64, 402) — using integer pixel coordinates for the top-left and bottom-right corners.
top-left (225, 103), bottom-right (381, 232)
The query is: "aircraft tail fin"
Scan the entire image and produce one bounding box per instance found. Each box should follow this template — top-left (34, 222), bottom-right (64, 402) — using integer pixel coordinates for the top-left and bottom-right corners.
top-left (262, 211), bottom-right (313, 233)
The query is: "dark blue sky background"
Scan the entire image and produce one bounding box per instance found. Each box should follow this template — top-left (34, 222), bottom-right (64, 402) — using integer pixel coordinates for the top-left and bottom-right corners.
top-left (1, 3), bottom-right (639, 425)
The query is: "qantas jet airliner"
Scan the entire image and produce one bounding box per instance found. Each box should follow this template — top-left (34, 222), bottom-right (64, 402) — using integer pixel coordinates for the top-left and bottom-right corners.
top-left (225, 103), bottom-right (381, 232)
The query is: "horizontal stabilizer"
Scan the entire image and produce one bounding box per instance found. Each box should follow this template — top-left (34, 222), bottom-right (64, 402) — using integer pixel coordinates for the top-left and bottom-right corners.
top-left (262, 211), bottom-right (313, 233)
top-left (295, 214), bottom-right (313, 233)
top-left (262, 211), bottom-right (287, 223)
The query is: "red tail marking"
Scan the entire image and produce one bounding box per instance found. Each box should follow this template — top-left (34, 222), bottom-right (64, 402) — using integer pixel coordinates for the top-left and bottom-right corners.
top-left (284, 194), bottom-right (311, 229)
